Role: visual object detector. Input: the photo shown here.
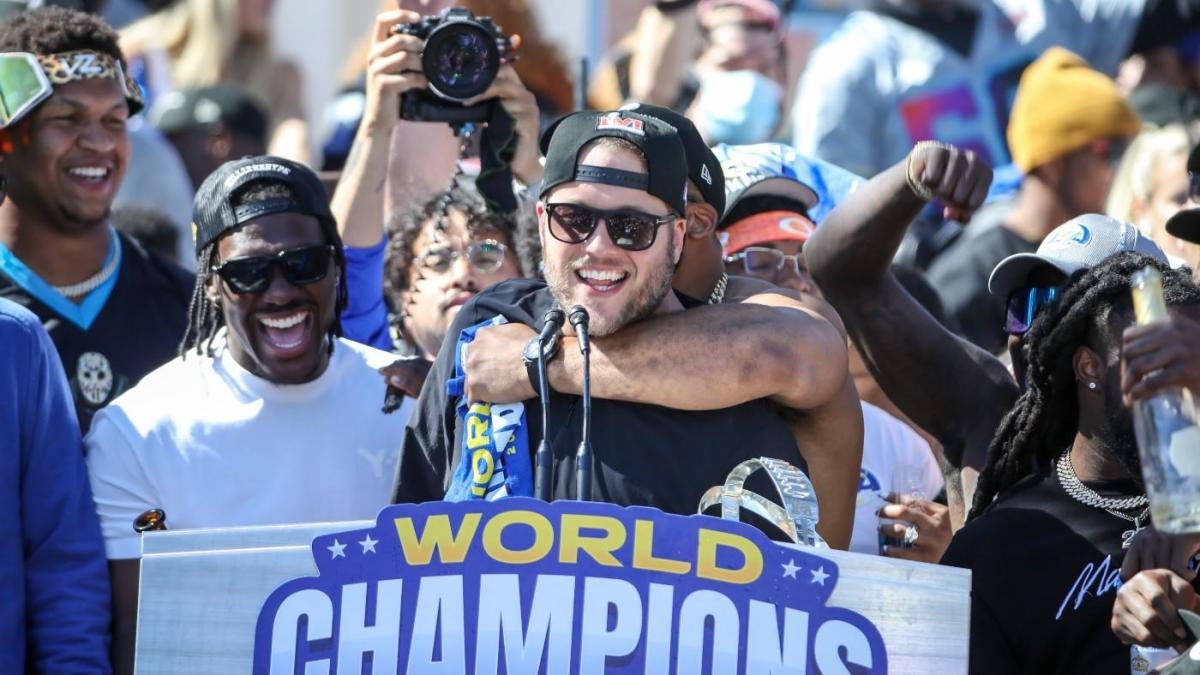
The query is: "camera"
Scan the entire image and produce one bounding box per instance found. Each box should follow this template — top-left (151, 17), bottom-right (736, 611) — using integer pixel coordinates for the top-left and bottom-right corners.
top-left (394, 8), bottom-right (513, 126)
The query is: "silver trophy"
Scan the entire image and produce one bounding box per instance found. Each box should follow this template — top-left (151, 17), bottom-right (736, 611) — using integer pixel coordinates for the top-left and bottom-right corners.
top-left (698, 457), bottom-right (827, 548)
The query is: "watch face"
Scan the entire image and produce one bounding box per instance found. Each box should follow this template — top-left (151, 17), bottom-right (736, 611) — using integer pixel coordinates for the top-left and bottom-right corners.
top-left (523, 336), bottom-right (540, 362)
top-left (524, 333), bottom-right (559, 364)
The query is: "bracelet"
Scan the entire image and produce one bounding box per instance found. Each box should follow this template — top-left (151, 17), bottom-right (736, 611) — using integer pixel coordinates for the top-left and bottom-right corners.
top-left (906, 140), bottom-right (950, 202)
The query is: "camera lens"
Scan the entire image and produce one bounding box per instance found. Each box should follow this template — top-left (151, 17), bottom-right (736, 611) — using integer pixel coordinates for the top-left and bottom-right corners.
top-left (422, 22), bottom-right (500, 102)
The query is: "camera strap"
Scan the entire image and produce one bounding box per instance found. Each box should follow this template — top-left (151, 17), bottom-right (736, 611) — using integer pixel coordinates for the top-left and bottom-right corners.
top-left (476, 102), bottom-right (519, 214)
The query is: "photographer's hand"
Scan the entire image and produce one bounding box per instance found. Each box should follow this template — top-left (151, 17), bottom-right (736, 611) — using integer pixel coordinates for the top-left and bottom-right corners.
top-left (462, 38), bottom-right (543, 186)
top-left (332, 9), bottom-right (428, 249)
top-left (397, 0), bottom-right (455, 12)
top-left (362, 10), bottom-right (427, 135)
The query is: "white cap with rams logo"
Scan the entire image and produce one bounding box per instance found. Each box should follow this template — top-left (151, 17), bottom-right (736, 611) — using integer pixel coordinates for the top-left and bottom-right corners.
top-left (988, 213), bottom-right (1168, 299)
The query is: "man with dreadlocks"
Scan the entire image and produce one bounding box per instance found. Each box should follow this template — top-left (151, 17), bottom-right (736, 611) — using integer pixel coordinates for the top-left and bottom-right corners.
top-left (939, 253), bottom-right (1200, 674)
top-left (84, 156), bottom-right (409, 673)
top-left (0, 7), bottom-right (191, 433)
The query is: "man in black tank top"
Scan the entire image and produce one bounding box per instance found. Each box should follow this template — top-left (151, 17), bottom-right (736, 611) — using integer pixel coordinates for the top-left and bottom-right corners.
top-left (393, 110), bottom-right (849, 517)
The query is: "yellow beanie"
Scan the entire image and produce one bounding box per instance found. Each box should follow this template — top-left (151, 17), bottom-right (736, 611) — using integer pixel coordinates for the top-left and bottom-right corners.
top-left (1007, 47), bottom-right (1141, 173)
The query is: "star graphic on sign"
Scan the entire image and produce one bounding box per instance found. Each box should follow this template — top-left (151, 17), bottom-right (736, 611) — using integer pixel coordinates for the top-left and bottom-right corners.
top-left (781, 559), bottom-right (799, 579)
top-left (327, 539), bottom-right (347, 559)
top-left (810, 566), bottom-right (829, 586)
top-left (359, 534), bottom-right (378, 554)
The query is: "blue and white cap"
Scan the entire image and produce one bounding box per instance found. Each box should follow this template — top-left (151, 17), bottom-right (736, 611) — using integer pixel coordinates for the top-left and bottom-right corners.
top-left (988, 213), bottom-right (1168, 299)
top-left (711, 143), bottom-right (818, 224)
top-left (711, 143), bottom-right (865, 225)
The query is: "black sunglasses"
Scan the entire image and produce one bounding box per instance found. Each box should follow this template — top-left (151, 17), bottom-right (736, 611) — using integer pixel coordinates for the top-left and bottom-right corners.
top-left (546, 203), bottom-right (677, 252)
top-left (212, 244), bottom-right (335, 294)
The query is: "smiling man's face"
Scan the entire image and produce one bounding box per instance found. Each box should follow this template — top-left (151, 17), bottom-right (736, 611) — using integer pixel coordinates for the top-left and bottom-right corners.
top-left (211, 212), bottom-right (338, 384)
top-left (538, 139), bottom-right (686, 337)
top-left (2, 78), bottom-right (130, 234)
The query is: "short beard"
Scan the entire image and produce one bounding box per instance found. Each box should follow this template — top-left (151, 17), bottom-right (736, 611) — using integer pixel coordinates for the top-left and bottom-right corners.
top-left (1102, 373), bottom-right (1143, 482)
top-left (546, 230), bottom-right (677, 337)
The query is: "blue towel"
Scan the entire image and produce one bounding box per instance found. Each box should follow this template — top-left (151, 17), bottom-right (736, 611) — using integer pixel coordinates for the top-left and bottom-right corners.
top-left (444, 316), bottom-right (533, 501)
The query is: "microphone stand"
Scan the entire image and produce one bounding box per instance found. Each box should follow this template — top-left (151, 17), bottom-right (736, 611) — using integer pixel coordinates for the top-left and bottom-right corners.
top-left (533, 309), bottom-right (564, 501)
top-left (570, 306), bottom-right (593, 501)
top-left (534, 349), bottom-right (553, 501)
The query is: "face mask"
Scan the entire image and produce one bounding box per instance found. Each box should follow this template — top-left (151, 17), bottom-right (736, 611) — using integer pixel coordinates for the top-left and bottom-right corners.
top-left (694, 69), bottom-right (782, 146)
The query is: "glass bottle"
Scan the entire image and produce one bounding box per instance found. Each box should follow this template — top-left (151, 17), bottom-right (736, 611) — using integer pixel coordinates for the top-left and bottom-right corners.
top-left (1131, 267), bottom-right (1200, 532)
top-left (133, 508), bottom-right (168, 533)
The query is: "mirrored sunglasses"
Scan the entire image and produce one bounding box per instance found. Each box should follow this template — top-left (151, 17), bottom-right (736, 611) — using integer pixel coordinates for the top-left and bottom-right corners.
top-left (1005, 285), bottom-right (1061, 336)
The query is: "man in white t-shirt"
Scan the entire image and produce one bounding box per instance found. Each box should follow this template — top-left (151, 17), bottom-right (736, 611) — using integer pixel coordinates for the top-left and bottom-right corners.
top-left (85, 155), bottom-right (411, 673)
top-left (854, 402), bottom-right (944, 556)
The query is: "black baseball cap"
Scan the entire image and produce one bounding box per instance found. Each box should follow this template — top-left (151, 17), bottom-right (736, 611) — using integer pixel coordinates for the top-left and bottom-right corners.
top-left (151, 85), bottom-right (268, 144)
top-left (617, 102), bottom-right (725, 215)
top-left (192, 155), bottom-right (336, 256)
top-left (538, 110), bottom-right (689, 215)
top-left (1165, 143), bottom-right (1200, 244)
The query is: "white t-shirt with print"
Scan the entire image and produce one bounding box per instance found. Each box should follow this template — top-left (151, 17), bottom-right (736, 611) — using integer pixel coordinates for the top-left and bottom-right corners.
top-left (850, 401), bottom-right (944, 555)
top-left (85, 337), bottom-right (413, 559)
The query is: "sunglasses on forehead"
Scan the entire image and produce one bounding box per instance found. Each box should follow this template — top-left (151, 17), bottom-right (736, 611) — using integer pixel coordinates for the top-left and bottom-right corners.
top-left (546, 203), bottom-right (677, 252)
top-left (1005, 285), bottom-right (1061, 336)
top-left (212, 244), bottom-right (335, 295)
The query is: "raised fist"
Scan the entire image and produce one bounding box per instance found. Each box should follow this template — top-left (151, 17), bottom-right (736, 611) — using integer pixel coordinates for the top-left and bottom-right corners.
top-left (906, 142), bottom-right (993, 223)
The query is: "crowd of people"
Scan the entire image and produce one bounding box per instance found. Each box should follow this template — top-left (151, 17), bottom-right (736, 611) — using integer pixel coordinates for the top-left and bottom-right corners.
top-left (6, 0), bottom-right (1200, 673)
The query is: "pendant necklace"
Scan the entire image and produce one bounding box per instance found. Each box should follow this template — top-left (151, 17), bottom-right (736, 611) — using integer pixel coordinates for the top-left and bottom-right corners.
top-left (1055, 448), bottom-right (1149, 549)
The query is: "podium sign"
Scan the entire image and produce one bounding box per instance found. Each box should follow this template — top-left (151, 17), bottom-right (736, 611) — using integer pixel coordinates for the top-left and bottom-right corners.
top-left (136, 499), bottom-right (970, 673)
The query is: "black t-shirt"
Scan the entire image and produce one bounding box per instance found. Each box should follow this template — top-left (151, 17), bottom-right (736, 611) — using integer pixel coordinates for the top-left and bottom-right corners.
top-left (392, 278), bottom-right (806, 516)
top-left (941, 470), bottom-right (1143, 675)
top-left (927, 221), bottom-right (1035, 354)
top-left (0, 232), bottom-right (192, 432)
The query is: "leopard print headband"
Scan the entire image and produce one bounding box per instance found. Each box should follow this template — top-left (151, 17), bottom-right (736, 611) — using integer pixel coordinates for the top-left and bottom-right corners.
top-left (35, 50), bottom-right (144, 114)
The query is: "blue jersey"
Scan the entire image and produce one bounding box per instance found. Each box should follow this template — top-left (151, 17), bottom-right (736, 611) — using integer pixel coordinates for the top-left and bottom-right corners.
top-left (0, 298), bottom-right (111, 672)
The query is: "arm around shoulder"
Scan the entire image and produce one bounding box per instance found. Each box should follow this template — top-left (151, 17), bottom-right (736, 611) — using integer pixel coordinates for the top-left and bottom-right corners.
top-left (553, 299), bottom-right (847, 411)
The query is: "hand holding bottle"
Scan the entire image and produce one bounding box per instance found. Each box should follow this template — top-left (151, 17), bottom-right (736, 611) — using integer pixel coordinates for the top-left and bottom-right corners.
top-left (1122, 309), bottom-right (1200, 406)
top-left (1128, 267), bottom-right (1200, 533)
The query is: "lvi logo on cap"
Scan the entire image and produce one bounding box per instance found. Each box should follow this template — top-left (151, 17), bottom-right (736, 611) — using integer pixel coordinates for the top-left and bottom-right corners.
top-left (1047, 223), bottom-right (1092, 247)
top-left (597, 112), bottom-right (645, 136)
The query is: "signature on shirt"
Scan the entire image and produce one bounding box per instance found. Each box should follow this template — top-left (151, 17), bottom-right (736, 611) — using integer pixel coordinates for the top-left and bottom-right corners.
top-left (1056, 554), bottom-right (1121, 621)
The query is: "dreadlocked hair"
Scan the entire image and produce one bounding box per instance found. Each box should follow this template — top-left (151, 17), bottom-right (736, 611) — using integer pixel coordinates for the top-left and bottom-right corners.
top-left (178, 179), bottom-right (348, 359)
top-left (968, 251), bottom-right (1200, 520)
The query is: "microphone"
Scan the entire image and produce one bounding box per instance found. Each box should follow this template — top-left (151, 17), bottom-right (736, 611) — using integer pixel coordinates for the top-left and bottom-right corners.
top-left (534, 308), bottom-right (565, 501)
top-left (569, 306), bottom-right (593, 501)
top-left (569, 305), bottom-right (591, 355)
